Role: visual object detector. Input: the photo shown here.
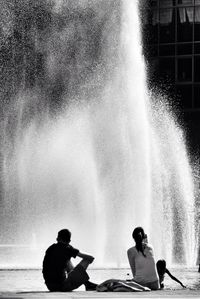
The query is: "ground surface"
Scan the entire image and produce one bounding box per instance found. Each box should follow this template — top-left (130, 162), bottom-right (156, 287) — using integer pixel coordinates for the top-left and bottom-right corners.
top-left (0, 268), bottom-right (199, 299)
top-left (0, 289), bottom-right (199, 299)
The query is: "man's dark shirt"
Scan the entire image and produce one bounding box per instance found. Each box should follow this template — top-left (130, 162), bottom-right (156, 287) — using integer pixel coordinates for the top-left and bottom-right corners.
top-left (42, 243), bottom-right (79, 283)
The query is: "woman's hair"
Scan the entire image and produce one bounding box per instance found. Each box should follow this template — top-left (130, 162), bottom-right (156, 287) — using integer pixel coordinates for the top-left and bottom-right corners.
top-left (132, 227), bottom-right (146, 257)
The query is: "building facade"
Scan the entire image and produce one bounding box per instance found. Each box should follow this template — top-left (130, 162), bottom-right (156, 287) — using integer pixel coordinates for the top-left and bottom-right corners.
top-left (142, 0), bottom-right (200, 112)
top-left (141, 0), bottom-right (200, 149)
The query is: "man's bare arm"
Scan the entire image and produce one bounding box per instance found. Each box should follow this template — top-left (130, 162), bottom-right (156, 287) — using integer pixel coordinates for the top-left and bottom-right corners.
top-left (77, 252), bottom-right (94, 263)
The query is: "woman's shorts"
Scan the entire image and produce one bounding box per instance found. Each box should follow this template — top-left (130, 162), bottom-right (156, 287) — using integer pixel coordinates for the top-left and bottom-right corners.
top-left (145, 280), bottom-right (160, 290)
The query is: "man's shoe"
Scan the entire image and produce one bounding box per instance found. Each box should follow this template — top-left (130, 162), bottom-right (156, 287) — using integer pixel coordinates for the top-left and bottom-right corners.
top-left (85, 281), bottom-right (97, 291)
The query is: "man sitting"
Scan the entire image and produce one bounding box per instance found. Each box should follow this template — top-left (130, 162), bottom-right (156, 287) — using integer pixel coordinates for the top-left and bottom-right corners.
top-left (42, 229), bottom-right (97, 291)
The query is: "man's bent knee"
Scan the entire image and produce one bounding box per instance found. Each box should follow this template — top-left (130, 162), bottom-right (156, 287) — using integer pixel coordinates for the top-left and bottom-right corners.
top-left (79, 259), bottom-right (91, 270)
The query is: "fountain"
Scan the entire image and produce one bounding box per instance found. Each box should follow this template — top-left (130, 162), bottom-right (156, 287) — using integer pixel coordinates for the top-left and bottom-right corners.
top-left (0, 0), bottom-right (196, 268)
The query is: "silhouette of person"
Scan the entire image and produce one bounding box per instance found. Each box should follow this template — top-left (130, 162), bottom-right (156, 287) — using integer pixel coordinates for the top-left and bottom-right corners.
top-left (127, 227), bottom-right (159, 290)
top-left (156, 259), bottom-right (186, 289)
top-left (42, 229), bottom-right (97, 291)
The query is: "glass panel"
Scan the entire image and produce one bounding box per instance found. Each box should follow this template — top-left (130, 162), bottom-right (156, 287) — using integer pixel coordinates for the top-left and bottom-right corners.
top-left (194, 7), bottom-right (200, 41)
top-left (177, 43), bottom-right (192, 54)
top-left (159, 58), bottom-right (175, 81)
top-left (195, 6), bottom-right (200, 22)
top-left (177, 58), bottom-right (192, 81)
top-left (150, 0), bottom-right (159, 7)
top-left (160, 9), bottom-right (173, 24)
top-left (152, 9), bottom-right (159, 25)
top-left (160, 0), bottom-right (174, 7)
top-left (195, 0), bottom-right (200, 4)
top-left (178, 7), bottom-right (193, 23)
top-left (176, 85), bottom-right (193, 108)
top-left (194, 85), bottom-right (200, 107)
top-left (142, 0), bottom-right (158, 7)
top-left (147, 58), bottom-right (160, 84)
top-left (194, 57), bottom-right (200, 81)
top-left (160, 9), bottom-right (175, 43)
top-left (194, 43), bottom-right (200, 53)
top-left (177, 7), bottom-right (193, 42)
top-left (143, 9), bottom-right (159, 44)
top-left (159, 45), bottom-right (175, 55)
top-left (177, 0), bottom-right (194, 4)
top-left (144, 45), bottom-right (158, 57)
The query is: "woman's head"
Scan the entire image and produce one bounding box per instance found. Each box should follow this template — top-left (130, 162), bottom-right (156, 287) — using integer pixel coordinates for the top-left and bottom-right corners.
top-left (132, 227), bottom-right (146, 257)
top-left (132, 227), bottom-right (145, 243)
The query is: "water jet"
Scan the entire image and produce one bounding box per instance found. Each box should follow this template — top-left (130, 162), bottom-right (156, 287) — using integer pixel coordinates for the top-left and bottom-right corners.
top-left (0, 0), bottom-right (196, 268)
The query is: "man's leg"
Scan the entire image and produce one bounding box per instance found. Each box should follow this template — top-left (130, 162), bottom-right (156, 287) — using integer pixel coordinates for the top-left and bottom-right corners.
top-left (79, 259), bottom-right (92, 270)
top-left (78, 259), bottom-right (97, 291)
top-left (62, 259), bottom-right (97, 291)
top-left (66, 259), bottom-right (92, 272)
top-left (45, 282), bottom-right (62, 292)
top-left (62, 260), bottom-right (89, 291)
top-left (66, 260), bottom-right (74, 273)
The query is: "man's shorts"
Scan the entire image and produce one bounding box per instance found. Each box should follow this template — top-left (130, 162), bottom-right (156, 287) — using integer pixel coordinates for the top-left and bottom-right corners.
top-left (46, 264), bottom-right (89, 292)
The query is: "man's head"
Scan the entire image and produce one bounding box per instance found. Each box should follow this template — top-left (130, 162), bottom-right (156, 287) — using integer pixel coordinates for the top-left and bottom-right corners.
top-left (57, 229), bottom-right (71, 244)
top-left (156, 259), bottom-right (166, 275)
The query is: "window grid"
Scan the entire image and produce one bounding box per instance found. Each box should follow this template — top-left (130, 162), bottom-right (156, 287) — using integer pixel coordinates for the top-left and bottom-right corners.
top-left (143, 1), bottom-right (200, 110)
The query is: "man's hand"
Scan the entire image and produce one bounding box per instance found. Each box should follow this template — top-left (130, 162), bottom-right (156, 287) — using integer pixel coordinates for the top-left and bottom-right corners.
top-left (84, 254), bottom-right (94, 263)
top-left (77, 252), bottom-right (95, 263)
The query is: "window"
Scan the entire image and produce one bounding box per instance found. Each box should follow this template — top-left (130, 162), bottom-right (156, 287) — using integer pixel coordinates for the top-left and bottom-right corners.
top-left (160, 44), bottom-right (175, 56)
top-left (176, 85), bottom-right (193, 108)
top-left (177, 58), bottom-right (192, 81)
top-left (194, 57), bottom-right (200, 81)
top-left (177, 7), bottom-right (193, 42)
top-left (159, 58), bottom-right (175, 81)
top-left (143, 0), bottom-right (158, 7)
top-left (160, 9), bottom-right (175, 43)
top-left (143, 9), bottom-right (159, 44)
top-left (160, 0), bottom-right (174, 7)
top-left (194, 43), bottom-right (200, 54)
top-left (144, 45), bottom-right (158, 58)
top-left (147, 58), bottom-right (160, 84)
top-left (194, 85), bottom-right (200, 107)
top-left (160, 8), bottom-right (174, 24)
top-left (150, 0), bottom-right (159, 7)
top-left (177, 0), bottom-right (194, 5)
top-left (177, 7), bottom-right (193, 23)
top-left (177, 43), bottom-right (192, 54)
top-left (194, 6), bottom-right (200, 41)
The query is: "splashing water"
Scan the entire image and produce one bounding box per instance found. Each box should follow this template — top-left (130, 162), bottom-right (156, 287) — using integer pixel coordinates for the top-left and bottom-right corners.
top-left (0, 0), bottom-right (196, 267)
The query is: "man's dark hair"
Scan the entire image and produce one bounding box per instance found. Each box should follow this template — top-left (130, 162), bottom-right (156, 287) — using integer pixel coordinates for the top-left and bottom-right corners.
top-left (156, 259), bottom-right (166, 274)
top-left (57, 229), bottom-right (71, 242)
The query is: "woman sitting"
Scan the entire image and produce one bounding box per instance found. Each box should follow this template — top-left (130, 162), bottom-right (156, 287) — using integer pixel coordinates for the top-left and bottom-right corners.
top-left (127, 227), bottom-right (159, 290)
